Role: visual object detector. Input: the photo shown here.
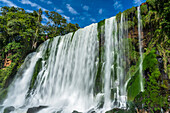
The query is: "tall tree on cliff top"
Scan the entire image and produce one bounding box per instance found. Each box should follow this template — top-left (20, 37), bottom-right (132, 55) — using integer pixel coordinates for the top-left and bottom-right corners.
top-left (32, 8), bottom-right (42, 49)
top-left (45, 10), bottom-right (79, 38)
top-left (0, 6), bottom-right (43, 51)
top-left (0, 6), bottom-right (80, 51)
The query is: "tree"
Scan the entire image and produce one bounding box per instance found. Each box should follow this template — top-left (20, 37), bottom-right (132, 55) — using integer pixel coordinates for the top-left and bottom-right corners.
top-left (0, 6), bottom-right (80, 67)
top-left (65, 23), bottom-right (79, 34)
top-left (32, 8), bottom-right (42, 49)
top-left (45, 10), bottom-right (79, 38)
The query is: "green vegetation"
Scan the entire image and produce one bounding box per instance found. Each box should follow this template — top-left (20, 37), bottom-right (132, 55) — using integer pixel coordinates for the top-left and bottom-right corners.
top-left (30, 58), bottom-right (42, 89)
top-left (120, 0), bottom-right (169, 112)
top-left (44, 10), bottom-right (79, 38)
top-left (94, 19), bottom-right (105, 94)
top-left (134, 48), bottom-right (169, 112)
top-left (0, 88), bottom-right (7, 103)
top-left (95, 1), bottom-right (169, 112)
top-left (127, 70), bottom-right (142, 101)
top-left (0, 6), bottom-right (80, 101)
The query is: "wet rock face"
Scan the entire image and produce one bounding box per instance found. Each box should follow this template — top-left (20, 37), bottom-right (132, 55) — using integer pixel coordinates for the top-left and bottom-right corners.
top-left (105, 102), bottom-right (137, 113)
top-left (27, 106), bottom-right (48, 113)
top-left (72, 110), bottom-right (82, 113)
top-left (106, 108), bottom-right (128, 113)
top-left (72, 109), bottom-right (97, 113)
top-left (3, 106), bottom-right (15, 113)
top-left (106, 108), bottom-right (137, 113)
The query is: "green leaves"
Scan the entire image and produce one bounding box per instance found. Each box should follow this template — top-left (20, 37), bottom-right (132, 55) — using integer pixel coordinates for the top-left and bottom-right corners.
top-left (143, 48), bottom-right (157, 70)
top-left (134, 48), bottom-right (168, 112)
top-left (143, 48), bottom-right (161, 81)
top-left (44, 10), bottom-right (79, 38)
top-left (0, 7), bottom-right (38, 46)
top-left (4, 42), bottom-right (24, 61)
top-left (146, 0), bottom-right (156, 8)
top-left (141, 4), bottom-right (148, 15)
top-left (0, 6), bottom-right (80, 92)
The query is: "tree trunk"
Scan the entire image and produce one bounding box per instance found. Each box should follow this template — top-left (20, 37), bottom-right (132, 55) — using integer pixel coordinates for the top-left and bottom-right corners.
top-left (32, 28), bottom-right (39, 49)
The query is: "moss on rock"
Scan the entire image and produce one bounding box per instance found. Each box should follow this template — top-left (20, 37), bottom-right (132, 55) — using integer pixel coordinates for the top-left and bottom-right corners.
top-left (30, 58), bottom-right (42, 89)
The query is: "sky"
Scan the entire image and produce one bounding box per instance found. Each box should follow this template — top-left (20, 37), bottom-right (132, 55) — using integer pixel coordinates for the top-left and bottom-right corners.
top-left (0, 0), bottom-right (146, 27)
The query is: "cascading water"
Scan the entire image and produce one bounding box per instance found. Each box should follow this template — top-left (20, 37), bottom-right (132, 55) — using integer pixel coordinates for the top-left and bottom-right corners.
top-left (2, 41), bottom-right (49, 108)
top-left (116, 13), bottom-right (129, 108)
top-left (1, 11), bottom-right (144, 113)
top-left (103, 14), bottom-right (129, 111)
top-left (137, 6), bottom-right (144, 92)
top-left (103, 17), bottom-right (114, 110)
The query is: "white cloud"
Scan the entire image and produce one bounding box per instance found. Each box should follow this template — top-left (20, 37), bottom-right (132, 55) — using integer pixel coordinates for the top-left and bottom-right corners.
top-left (83, 12), bottom-right (91, 17)
top-left (0, 0), bottom-right (18, 7)
top-left (133, 0), bottom-right (144, 5)
top-left (47, 1), bottom-right (52, 4)
top-left (113, 1), bottom-right (123, 10)
top-left (90, 18), bottom-right (96, 22)
top-left (54, 8), bottom-right (64, 13)
top-left (40, 0), bottom-right (52, 5)
top-left (42, 14), bottom-right (49, 22)
top-left (83, 5), bottom-right (89, 11)
top-left (19, 0), bottom-right (37, 7)
top-left (25, 9), bottom-right (33, 13)
top-left (80, 17), bottom-right (85, 20)
top-left (18, 0), bottom-right (47, 11)
top-left (66, 4), bottom-right (78, 15)
top-left (41, 22), bottom-right (46, 25)
top-left (99, 8), bottom-right (103, 14)
top-left (62, 14), bottom-right (71, 22)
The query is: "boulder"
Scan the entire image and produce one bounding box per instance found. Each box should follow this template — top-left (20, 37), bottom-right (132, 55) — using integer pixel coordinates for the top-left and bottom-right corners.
top-left (106, 107), bottom-right (137, 113)
top-left (27, 106), bottom-right (48, 113)
top-left (3, 106), bottom-right (15, 113)
top-left (72, 110), bottom-right (82, 113)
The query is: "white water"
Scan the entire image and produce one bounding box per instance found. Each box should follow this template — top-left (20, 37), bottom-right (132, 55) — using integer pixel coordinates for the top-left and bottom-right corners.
top-left (103, 17), bottom-right (114, 110)
top-left (117, 13), bottom-right (128, 108)
top-left (1, 24), bottom-right (99, 113)
top-left (2, 41), bottom-right (49, 108)
top-left (1, 12), bottom-right (144, 113)
top-left (103, 15), bottom-right (128, 110)
top-left (138, 6), bottom-right (144, 92)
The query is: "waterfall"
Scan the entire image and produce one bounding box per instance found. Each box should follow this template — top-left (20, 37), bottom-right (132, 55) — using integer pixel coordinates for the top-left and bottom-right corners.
top-left (103, 14), bottom-right (128, 111)
top-left (103, 17), bottom-right (114, 110)
top-left (137, 6), bottom-right (144, 92)
top-left (1, 11), bottom-right (144, 113)
top-left (1, 24), bottom-right (99, 113)
top-left (2, 41), bottom-right (49, 108)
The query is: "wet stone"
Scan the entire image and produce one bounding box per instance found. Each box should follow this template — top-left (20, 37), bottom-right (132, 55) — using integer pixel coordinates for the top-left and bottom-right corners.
top-left (27, 106), bottom-right (48, 113)
top-left (3, 106), bottom-right (15, 113)
top-left (72, 110), bottom-right (82, 113)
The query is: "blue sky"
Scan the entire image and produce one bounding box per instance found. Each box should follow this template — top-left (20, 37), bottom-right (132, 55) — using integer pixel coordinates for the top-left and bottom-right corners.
top-left (0, 0), bottom-right (146, 27)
